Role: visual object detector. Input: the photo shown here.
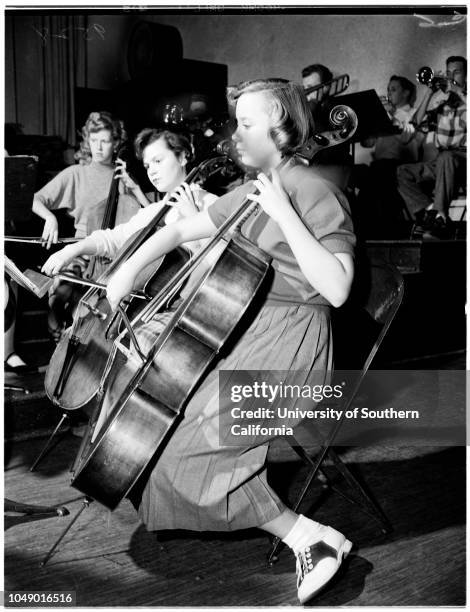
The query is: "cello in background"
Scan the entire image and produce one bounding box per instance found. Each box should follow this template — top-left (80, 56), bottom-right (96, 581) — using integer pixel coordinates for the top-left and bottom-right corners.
top-left (82, 145), bottom-right (143, 281)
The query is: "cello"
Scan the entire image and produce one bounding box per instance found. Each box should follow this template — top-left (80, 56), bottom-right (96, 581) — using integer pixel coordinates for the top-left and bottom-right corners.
top-left (70, 105), bottom-right (359, 510)
top-left (82, 145), bottom-right (143, 281)
top-left (43, 153), bottom-right (232, 411)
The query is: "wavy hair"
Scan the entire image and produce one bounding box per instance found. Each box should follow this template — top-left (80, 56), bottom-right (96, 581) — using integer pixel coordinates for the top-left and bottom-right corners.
top-left (134, 128), bottom-right (194, 165)
top-left (74, 111), bottom-right (127, 164)
top-left (227, 78), bottom-right (315, 156)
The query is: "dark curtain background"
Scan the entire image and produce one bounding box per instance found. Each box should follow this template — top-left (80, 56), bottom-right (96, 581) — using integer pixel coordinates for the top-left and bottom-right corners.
top-left (6, 14), bottom-right (88, 147)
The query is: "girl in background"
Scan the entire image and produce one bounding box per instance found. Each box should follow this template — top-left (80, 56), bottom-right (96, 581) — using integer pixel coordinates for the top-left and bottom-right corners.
top-left (32, 111), bottom-right (143, 340)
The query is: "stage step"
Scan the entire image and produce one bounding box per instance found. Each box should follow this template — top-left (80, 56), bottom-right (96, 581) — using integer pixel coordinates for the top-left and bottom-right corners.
top-left (366, 237), bottom-right (466, 274)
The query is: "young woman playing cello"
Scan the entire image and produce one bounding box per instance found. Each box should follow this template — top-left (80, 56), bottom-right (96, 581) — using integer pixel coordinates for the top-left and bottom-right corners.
top-left (44, 80), bottom-right (356, 603)
top-left (32, 111), bottom-right (143, 341)
top-left (42, 128), bottom-right (218, 281)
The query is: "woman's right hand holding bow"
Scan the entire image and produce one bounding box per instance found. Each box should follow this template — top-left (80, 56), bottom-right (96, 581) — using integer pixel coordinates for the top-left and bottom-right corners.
top-left (42, 244), bottom-right (80, 277)
top-left (106, 263), bottom-right (137, 311)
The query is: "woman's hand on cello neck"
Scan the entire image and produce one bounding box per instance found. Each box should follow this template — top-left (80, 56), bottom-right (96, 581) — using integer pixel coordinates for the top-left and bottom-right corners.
top-left (115, 158), bottom-right (150, 208)
top-left (246, 168), bottom-right (295, 225)
top-left (247, 167), bottom-right (354, 308)
top-left (170, 182), bottom-right (201, 218)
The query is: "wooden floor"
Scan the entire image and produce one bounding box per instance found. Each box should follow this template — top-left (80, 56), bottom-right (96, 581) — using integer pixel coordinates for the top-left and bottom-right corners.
top-left (4, 433), bottom-right (465, 607)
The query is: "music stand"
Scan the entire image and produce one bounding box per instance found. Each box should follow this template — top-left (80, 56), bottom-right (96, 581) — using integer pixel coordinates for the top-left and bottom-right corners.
top-left (335, 89), bottom-right (415, 225)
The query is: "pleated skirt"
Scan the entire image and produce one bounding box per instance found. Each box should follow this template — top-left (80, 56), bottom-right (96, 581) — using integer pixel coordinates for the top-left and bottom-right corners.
top-left (134, 300), bottom-right (334, 532)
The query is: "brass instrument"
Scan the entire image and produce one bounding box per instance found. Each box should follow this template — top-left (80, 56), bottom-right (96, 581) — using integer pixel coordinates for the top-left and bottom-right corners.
top-left (416, 66), bottom-right (458, 93)
top-left (162, 103), bottom-right (184, 126)
top-left (304, 73), bottom-right (350, 102)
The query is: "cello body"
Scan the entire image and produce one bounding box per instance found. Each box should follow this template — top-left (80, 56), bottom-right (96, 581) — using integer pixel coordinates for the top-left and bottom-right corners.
top-left (44, 232), bottom-right (189, 410)
top-left (71, 233), bottom-right (272, 509)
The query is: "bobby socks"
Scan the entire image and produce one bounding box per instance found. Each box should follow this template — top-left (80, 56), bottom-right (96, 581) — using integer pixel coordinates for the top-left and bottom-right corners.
top-left (282, 514), bottom-right (328, 554)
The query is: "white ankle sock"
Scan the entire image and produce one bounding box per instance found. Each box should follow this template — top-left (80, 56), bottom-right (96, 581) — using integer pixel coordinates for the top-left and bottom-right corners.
top-left (282, 514), bottom-right (327, 554)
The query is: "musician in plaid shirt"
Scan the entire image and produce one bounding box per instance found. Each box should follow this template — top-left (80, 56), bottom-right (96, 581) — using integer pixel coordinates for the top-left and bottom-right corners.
top-left (397, 56), bottom-right (466, 239)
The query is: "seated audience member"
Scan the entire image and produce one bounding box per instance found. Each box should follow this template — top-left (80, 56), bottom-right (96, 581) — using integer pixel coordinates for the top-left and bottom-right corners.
top-left (397, 56), bottom-right (467, 239)
top-left (358, 75), bottom-right (419, 237)
top-left (301, 63), bottom-right (352, 190)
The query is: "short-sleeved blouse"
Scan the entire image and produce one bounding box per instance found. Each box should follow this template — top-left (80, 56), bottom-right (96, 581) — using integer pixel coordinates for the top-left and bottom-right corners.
top-left (34, 161), bottom-right (115, 238)
top-left (207, 160), bottom-right (356, 306)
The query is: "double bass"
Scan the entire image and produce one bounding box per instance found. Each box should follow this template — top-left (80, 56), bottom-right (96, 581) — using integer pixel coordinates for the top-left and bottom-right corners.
top-left (70, 106), bottom-right (359, 510)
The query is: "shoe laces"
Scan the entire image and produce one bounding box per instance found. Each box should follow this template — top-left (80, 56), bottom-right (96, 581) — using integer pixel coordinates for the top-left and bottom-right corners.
top-left (295, 546), bottom-right (315, 588)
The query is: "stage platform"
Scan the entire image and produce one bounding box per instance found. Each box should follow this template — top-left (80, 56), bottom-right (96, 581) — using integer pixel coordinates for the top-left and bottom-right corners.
top-left (4, 425), bottom-right (465, 606)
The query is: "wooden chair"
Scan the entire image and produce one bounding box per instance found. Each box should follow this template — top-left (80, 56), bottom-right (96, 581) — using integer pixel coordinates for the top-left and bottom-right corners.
top-left (266, 259), bottom-right (405, 564)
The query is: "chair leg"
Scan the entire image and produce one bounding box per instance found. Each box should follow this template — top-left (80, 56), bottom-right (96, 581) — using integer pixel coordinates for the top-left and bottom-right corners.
top-left (326, 448), bottom-right (393, 534)
top-left (284, 436), bottom-right (330, 486)
top-left (266, 536), bottom-right (283, 566)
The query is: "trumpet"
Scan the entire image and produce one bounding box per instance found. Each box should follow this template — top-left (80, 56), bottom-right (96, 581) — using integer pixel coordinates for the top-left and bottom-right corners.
top-left (416, 66), bottom-right (459, 93)
top-left (303, 73), bottom-right (350, 102)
